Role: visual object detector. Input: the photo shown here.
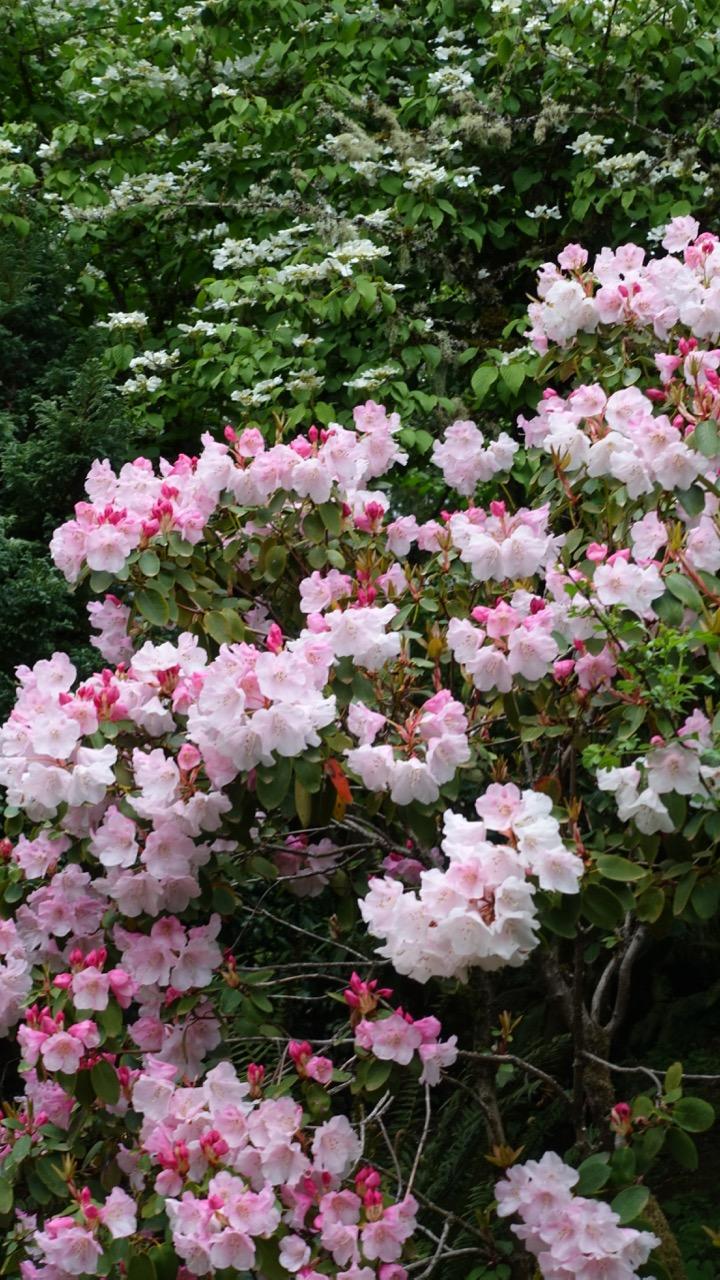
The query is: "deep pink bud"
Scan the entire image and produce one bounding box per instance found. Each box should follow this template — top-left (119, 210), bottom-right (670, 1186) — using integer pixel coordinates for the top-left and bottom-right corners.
top-left (267, 622), bottom-right (284, 654)
top-left (178, 743), bottom-right (202, 772)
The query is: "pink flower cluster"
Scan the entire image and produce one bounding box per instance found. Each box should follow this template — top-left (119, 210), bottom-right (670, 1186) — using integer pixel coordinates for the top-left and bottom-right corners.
top-left (18, 1003), bottom-right (102, 1075)
top-left (448, 502), bottom-right (559, 583)
top-left (184, 630), bottom-right (336, 784)
top-left (52, 944), bottom-right (136, 1011)
top-left (598, 707), bottom-right (715, 834)
top-left (50, 402), bottom-right (406, 583)
top-left (130, 1059), bottom-right (416, 1277)
top-left (522, 381), bottom-right (707, 498)
top-left (527, 216), bottom-right (720, 351)
top-left (87, 595), bottom-right (133, 665)
top-left (361, 784), bottom-right (583, 981)
top-left (346, 690), bottom-right (470, 805)
top-left (354, 1009), bottom-right (457, 1086)
top-left (496, 1152), bottom-right (659, 1279)
top-left (431, 418), bottom-right (518, 495)
top-left (29, 1188), bottom-right (137, 1279)
top-left (448, 597), bottom-right (561, 691)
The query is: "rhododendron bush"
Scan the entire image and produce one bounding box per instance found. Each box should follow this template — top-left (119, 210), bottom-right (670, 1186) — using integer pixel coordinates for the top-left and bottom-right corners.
top-left (3, 0), bottom-right (720, 713)
top-left (3, 221), bottom-right (720, 1279)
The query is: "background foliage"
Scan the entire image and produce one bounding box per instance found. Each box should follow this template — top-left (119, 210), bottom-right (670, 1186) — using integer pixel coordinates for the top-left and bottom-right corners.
top-left (1, 0), bottom-right (720, 1272)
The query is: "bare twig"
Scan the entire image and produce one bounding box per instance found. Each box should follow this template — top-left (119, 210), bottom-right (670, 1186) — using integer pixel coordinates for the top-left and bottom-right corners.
top-left (606, 923), bottom-right (647, 1038)
top-left (581, 1051), bottom-right (720, 1089)
top-left (407, 1084), bottom-right (432, 1196)
top-left (457, 1051), bottom-right (570, 1104)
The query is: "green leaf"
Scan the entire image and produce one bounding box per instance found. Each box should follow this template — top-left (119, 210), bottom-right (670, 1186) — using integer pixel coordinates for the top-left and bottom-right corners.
top-left (294, 777), bottom-right (312, 827)
top-left (127, 1256), bottom-right (157, 1280)
top-left (575, 1154), bottom-right (610, 1195)
top-left (690, 419), bottom-right (720, 457)
top-left (653, 591), bottom-right (684, 627)
top-left (254, 1239), bottom-right (287, 1280)
top-left (204, 608), bottom-right (246, 645)
top-left (582, 883), bottom-right (625, 929)
top-left (365, 1058), bottom-right (393, 1091)
top-left (611, 1186), bottom-right (649, 1224)
top-left (138, 550), bottom-right (161, 577)
top-left (264, 545), bottom-right (288, 583)
top-left (691, 877), bottom-right (720, 919)
top-left (636, 886), bottom-right (665, 923)
top-left (255, 757), bottom-right (293, 810)
top-left (539, 894), bottom-right (581, 939)
top-left (471, 364), bottom-right (498, 402)
top-left (91, 1059), bottom-right (120, 1106)
top-left (634, 1125), bottom-right (665, 1170)
top-left (35, 1157), bottom-right (68, 1198)
top-left (595, 854), bottom-right (646, 882)
top-left (673, 870), bottom-right (696, 916)
top-left (356, 278), bottom-right (377, 309)
top-left (609, 1145), bottom-right (636, 1183)
top-left (676, 485), bottom-right (705, 517)
top-left (135, 588), bottom-right (170, 627)
top-left (6, 1135), bottom-right (31, 1167)
top-left (0, 1180), bottom-right (13, 1214)
top-left (499, 362), bottom-right (526, 394)
top-left (319, 502), bottom-right (342, 536)
top-left (673, 1096), bottom-right (715, 1132)
top-left (664, 1062), bottom-right (683, 1094)
top-left (149, 1245), bottom-right (180, 1280)
top-left (665, 1126), bottom-right (698, 1170)
top-left (664, 572), bottom-right (705, 614)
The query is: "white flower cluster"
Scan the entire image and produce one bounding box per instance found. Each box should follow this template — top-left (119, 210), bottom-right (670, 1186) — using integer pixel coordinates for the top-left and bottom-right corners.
top-left (97, 311), bottom-right (149, 331)
top-left (428, 66), bottom-right (474, 95)
top-left (360, 784), bottom-right (583, 982)
top-left (598, 709), bottom-right (717, 834)
top-left (567, 132), bottom-right (614, 159)
top-left (212, 225), bottom-right (311, 272)
top-left (496, 1153), bottom-right (659, 1279)
top-left (128, 349), bottom-right (180, 372)
top-left (344, 364), bottom-right (401, 391)
top-left (230, 376), bottom-right (283, 407)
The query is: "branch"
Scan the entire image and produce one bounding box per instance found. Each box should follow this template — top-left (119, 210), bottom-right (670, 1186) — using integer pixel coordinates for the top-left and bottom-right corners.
top-left (457, 1052), bottom-right (570, 1104)
top-left (582, 1051), bottom-right (720, 1089)
top-left (408, 1244), bottom-right (485, 1276)
top-left (540, 948), bottom-right (575, 1026)
top-left (606, 923), bottom-right (647, 1038)
top-left (405, 1084), bottom-right (433, 1196)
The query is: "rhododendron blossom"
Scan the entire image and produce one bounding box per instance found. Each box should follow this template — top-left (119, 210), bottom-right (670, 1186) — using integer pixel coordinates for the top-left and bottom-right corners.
top-left (496, 1154), bottom-right (659, 1279)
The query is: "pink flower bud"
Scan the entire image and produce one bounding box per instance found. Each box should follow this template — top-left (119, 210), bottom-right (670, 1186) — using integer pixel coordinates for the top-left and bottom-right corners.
top-left (178, 743), bottom-right (202, 772)
top-left (553, 659), bottom-right (576, 681)
top-left (267, 623), bottom-right (284, 653)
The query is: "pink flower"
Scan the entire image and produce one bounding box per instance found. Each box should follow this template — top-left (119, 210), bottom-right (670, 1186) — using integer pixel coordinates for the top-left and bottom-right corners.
top-left (99, 1187), bottom-right (137, 1238)
top-left (35, 1218), bottom-right (103, 1276)
top-left (71, 966), bottom-right (111, 1012)
top-left (311, 1115), bottom-right (361, 1176)
top-left (278, 1235), bottom-right (311, 1273)
top-left (41, 1031), bottom-right (84, 1074)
